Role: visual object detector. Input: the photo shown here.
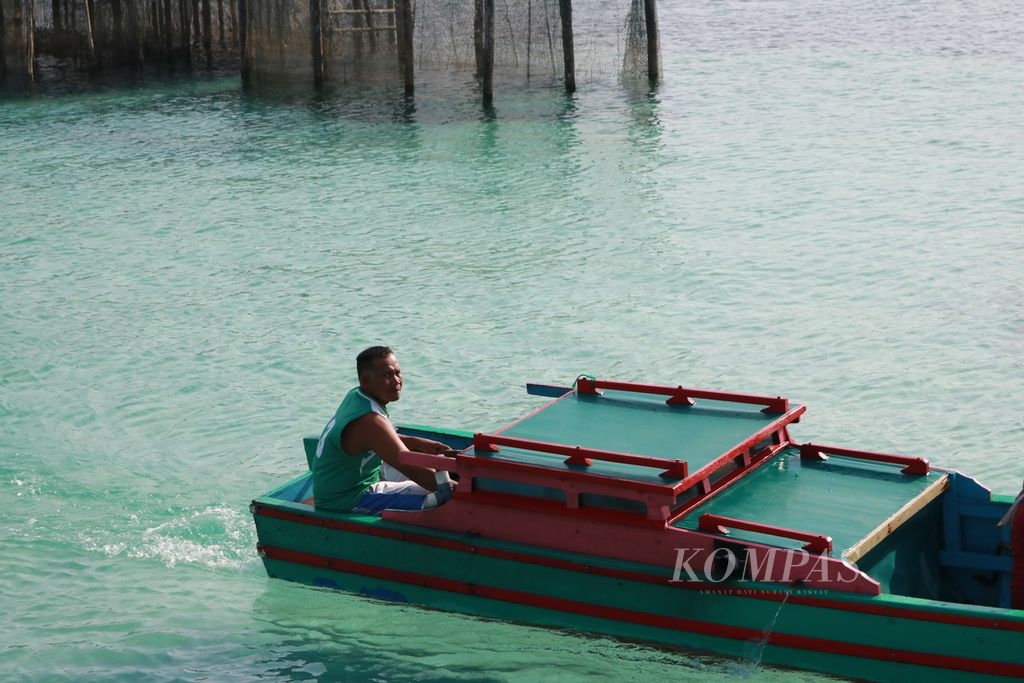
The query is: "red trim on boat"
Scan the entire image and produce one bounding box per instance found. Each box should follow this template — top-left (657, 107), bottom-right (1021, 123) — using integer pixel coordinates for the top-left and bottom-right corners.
top-left (252, 504), bottom-right (1024, 634)
top-left (698, 513), bottom-right (833, 554)
top-left (473, 432), bottom-right (688, 479)
top-left (799, 442), bottom-right (930, 476)
top-left (260, 543), bottom-right (1024, 678)
top-left (576, 378), bottom-right (790, 414)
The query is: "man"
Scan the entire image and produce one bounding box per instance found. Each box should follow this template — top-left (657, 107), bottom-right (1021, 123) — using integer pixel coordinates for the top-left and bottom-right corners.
top-left (313, 346), bottom-right (455, 514)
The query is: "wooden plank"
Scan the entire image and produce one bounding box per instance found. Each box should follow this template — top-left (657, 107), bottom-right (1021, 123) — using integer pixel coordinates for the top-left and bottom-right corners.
top-left (845, 474), bottom-right (949, 563)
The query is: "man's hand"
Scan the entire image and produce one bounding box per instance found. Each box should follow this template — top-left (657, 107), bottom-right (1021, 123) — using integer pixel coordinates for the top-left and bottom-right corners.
top-left (401, 435), bottom-right (459, 456)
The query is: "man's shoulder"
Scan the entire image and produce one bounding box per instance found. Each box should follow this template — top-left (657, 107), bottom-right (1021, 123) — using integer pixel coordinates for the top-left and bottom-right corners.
top-left (338, 387), bottom-right (388, 419)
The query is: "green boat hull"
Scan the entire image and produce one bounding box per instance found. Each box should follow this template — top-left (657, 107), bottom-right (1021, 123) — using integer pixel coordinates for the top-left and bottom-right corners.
top-left (253, 482), bottom-right (1024, 682)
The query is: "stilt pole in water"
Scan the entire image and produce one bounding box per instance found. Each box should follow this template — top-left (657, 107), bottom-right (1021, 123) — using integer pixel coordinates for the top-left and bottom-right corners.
top-left (0, 0), bottom-right (6, 78)
top-left (164, 0), bottom-right (174, 61)
top-left (644, 0), bottom-right (658, 82)
top-left (395, 0), bottom-right (414, 94)
top-left (218, 0), bottom-right (226, 50)
top-left (557, 0), bottom-right (575, 93)
top-left (202, 0), bottom-right (213, 66)
top-left (82, 0), bottom-right (96, 68)
top-left (310, 0), bottom-right (324, 84)
top-left (181, 0), bottom-right (192, 60)
top-left (239, 0), bottom-right (252, 81)
top-left (481, 0), bottom-right (494, 103)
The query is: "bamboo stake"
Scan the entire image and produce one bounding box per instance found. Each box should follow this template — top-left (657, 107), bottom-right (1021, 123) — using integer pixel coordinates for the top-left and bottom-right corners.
top-left (557, 0), bottom-right (574, 93)
top-left (202, 0), bottom-right (212, 65)
top-left (180, 0), bottom-right (191, 59)
top-left (481, 0), bottom-right (493, 103)
top-left (394, 0), bottom-right (412, 93)
top-left (164, 0), bottom-right (173, 61)
top-left (239, 0), bottom-right (251, 80)
top-left (218, 0), bottom-right (225, 49)
top-left (82, 0), bottom-right (96, 67)
top-left (27, 0), bottom-right (35, 79)
top-left (111, 0), bottom-right (123, 62)
top-left (643, 0), bottom-right (658, 82)
top-left (0, 0), bottom-right (6, 78)
top-left (309, 0), bottom-right (324, 83)
top-left (525, 0), bottom-right (531, 80)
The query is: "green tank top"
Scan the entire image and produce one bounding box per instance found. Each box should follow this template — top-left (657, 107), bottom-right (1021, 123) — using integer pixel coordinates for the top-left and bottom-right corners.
top-left (312, 387), bottom-right (389, 512)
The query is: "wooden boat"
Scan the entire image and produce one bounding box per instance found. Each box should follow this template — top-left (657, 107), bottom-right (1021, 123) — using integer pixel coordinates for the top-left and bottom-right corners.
top-left (251, 378), bottom-right (1024, 681)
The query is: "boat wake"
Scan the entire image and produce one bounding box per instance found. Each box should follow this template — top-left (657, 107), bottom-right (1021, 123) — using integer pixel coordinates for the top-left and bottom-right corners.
top-left (94, 505), bottom-right (261, 572)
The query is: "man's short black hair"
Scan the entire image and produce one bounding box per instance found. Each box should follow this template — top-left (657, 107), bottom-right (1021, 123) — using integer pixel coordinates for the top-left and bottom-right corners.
top-left (357, 346), bottom-right (394, 377)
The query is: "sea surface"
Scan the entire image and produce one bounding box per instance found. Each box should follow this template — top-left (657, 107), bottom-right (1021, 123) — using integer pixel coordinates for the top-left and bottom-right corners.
top-left (2, 1), bottom-right (1022, 680)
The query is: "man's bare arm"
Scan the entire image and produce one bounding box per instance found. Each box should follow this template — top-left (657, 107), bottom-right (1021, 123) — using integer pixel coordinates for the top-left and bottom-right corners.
top-left (342, 413), bottom-right (438, 491)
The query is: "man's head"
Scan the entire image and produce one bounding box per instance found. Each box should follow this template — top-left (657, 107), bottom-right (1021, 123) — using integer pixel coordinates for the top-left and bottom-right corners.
top-left (357, 346), bottom-right (402, 405)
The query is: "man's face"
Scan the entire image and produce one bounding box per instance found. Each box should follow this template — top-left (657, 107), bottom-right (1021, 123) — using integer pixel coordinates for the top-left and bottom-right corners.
top-left (362, 353), bottom-right (403, 404)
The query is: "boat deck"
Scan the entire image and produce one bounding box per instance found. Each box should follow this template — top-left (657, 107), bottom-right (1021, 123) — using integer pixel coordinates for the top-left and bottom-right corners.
top-left (670, 446), bottom-right (947, 557)
top-left (459, 380), bottom-right (944, 559)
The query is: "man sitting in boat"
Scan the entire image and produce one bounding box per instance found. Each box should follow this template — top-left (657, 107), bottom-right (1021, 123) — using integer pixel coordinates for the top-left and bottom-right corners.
top-left (312, 346), bottom-right (455, 514)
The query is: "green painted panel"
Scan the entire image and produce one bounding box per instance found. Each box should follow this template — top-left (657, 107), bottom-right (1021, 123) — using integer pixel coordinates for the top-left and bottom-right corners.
top-left (672, 447), bottom-right (943, 554)
top-left (489, 391), bottom-right (787, 483)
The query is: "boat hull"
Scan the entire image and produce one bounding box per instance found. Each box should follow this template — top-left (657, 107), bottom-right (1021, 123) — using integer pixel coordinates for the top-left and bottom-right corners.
top-left (252, 499), bottom-right (1024, 683)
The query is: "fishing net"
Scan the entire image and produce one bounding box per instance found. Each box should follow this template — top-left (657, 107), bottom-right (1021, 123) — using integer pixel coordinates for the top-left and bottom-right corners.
top-left (2, 0), bottom-right (238, 78)
top-left (3, 0), bottom-right (658, 84)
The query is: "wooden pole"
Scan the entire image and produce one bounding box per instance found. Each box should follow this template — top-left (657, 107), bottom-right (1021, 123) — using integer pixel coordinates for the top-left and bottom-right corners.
top-left (525, 0), bottom-right (531, 80)
top-left (218, 0), bottom-right (226, 50)
top-left (52, 0), bottom-right (61, 32)
top-left (395, 0), bottom-right (413, 94)
top-left (192, 0), bottom-right (201, 49)
top-left (202, 0), bottom-right (212, 65)
top-left (111, 0), bottom-right (123, 62)
top-left (180, 0), bottom-right (191, 60)
top-left (163, 0), bottom-right (173, 61)
top-left (0, 0), bottom-right (6, 79)
top-left (238, 0), bottom-right (251, 80)
top-left (309, 0), bottom-right (324, 84)
top-left (557, 0), bottom-right (574, 93)
top-left (643, 0), bottom-right (658, 82)
top-left (82, 0), bottom-right (96, 68)
top-left (481, 0), bottom-right (493, 104)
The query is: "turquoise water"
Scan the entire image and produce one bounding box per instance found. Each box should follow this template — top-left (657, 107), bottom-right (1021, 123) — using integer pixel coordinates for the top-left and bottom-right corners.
top-left (2, 1), bottom-right (1023, 680)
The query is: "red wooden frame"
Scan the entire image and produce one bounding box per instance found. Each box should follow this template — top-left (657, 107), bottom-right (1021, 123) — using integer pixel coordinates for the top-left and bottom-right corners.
top-left (397, 449), bottom-right (679, 521)
top-left (576, 378), bottom-right (790, 414)
top-left (473, 433), bottom-right (688, 479)
top-left (799, 443), bottom-right (930, 476)
top-left (699, 513), bottom-right (833, 554)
